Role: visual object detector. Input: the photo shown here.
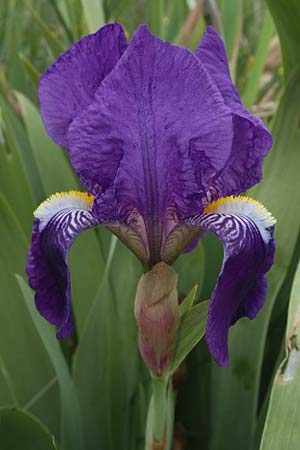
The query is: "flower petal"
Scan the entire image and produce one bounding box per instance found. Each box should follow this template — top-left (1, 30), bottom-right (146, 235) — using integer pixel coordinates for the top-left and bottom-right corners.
top-left (195, 27), bottom-right (272, 200)
top-left (162, 223), bottom-right (205, 264)
top-left (186, 196), bottom-right (276, 366)
top-left (26, 191), bottom-right (99, 338)
top-left (195, 26), bottom-right (241, 108)
top-left (67, 24), bottom-right (234, 261)
top-left (39, 23), bottom-right (127, 148)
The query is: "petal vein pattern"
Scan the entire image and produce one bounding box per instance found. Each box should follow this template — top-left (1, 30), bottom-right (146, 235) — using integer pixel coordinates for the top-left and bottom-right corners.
top-left (38, 23), bottom-right (127, 147)
top-left (186, 196), bottom-right (276, 366)
top-left (195, 27), bottom-right (272, 201)
top-left (67, 25), bottom-right (235, 263)
top-left (27, 192), bottom-right (99, 338)
top-left (32, 22), bottom-right (275, 353)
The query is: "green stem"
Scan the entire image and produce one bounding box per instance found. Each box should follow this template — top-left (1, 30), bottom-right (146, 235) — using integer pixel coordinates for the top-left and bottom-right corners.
top-left (145, 376), bottom-right (175, 450)
top-left (152, 376), bottom-right (167, 443)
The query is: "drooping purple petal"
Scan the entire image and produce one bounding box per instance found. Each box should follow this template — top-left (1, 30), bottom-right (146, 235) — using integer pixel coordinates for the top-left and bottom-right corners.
top-left (26, 192), bottom-right (99, 338)
top-left (39, 23), bottom-right (127, 148)
top-left (195, 27), bottom-right (272, 201)
top-left (67, 24), bottom-right (235, 262)
top-left (186, 196), bottom-right (276, 367)
top-left (27, 192), bottom-right (149, 334)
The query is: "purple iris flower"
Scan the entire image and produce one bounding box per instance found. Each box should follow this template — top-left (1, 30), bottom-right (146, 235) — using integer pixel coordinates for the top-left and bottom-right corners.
top-left (26, 23), bottom-right (275, 367)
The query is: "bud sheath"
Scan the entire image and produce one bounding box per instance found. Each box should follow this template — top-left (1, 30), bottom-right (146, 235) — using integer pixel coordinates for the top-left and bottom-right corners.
top-left (134, 262), bottom-right (179, 375)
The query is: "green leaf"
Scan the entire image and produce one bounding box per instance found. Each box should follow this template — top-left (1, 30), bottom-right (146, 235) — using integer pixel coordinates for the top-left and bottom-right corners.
top-left (48, 0), bottom-right (74, 43)
top-left (0, 95), bottom-right (44, 204)
top-left (16, 276), bottom-right (83, 450)
top-left (16, 92), bottom-right (79, 195)
top-left (0, 99), bottom-right (35, 236)
top-left (209, 67), bottom-right (300, 450)
top-left (0, 354), bottom-right (18, 407)
top-left (260, 259), bottom-right (300, 450)
top-left (266, 0), bottom-right (300, 79)
top-left (179, 285), bottom-right (198, 317)
top-left (173, 243), bottom-right (205, 298)
top-left (64, 0), bottom-right (85, 40)
top-left (169, 299), bottom-right (209, 374)
top-left (19, 52), bottom-right (41, 87)
top-left (81, 0), bottom-right (105, 33)
top-left (0, 193), bottom-right (60, 436)
top-left (0, 408), bottom-right (58, 450)
top-left (129, 381), bottom-right (152, 450)
top-left (242, 11), bottom-right (275, 109)
top-left (148, 0), bottom-right (165, 38)
top-left (165, 0), bottom-right (189, 42)
top-left (219, 0), bottom-right (242, 80)
top-left (0, 0), bottom-right (28, 92)
top-left (25, 2), bottom-right (65, 58)
top-left (73, 241), bottom-right (145, 450)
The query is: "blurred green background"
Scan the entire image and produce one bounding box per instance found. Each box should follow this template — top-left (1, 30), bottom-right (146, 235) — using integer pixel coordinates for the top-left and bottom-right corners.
top-left (0, 1), bottom-right (300, 449)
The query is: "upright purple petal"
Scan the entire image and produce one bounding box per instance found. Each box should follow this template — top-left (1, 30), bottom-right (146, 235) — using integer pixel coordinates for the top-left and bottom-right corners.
top-left (195, 26), bottom-right (241, 108)
top-left (67, 24), bottom-right (234, 263)
top-left (26, 192), bottom-right (99, 338)
top-left (186, 196), bottom-right (276, 366)
top-left (195, 27), bottom-right (272, 200)
top-left (39, 23), bottom-right (127, 147)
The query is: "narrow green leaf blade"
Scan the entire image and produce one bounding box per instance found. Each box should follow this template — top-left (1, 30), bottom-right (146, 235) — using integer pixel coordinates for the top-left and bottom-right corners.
top-left (0, 96), bottom-right (44, 204)
top-left (219, 0), bottom-right (242, 79)
top-left (173, 243), bottom-right (205, 298)
top-left (179, 285), bottom-right (198, 317)
top-left (266, 0), bottom-right (300, 78)
top-left (259, 259), bottom-right (300, 450)
top-left (0, 193), bottom-right (60, 436)
top-left (16, 92), bottom-right (79, 195)
top-left (0, 100), bottom-right (35, 235)
top-left (242, 11), bottom-right (275, 109)
top-left (81, 0), bottom-right (105, 33)
top-left (73, 242), bottom-right (144, 450)
top-left (25, 3), bottom-right (65, 58)
top-left (148, 0), bottom-right (164, 38)
top-left (0, 408), bottom-right (58, 450)
top-left (19, 52), bottom-right (41, 87)
top-left (16, 276), bottom-right (83, 450)
top-left (209, 67), bottom-right (300, 450)
top-left (169, 300), bottom-right (209, 374)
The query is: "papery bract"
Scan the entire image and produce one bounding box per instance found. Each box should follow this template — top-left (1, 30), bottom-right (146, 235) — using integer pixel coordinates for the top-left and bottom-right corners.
top-left (134, 262), bottom-right (179, 375)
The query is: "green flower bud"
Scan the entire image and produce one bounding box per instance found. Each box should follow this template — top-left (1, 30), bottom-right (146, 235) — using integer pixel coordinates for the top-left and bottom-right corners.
top-left (134, 262), bottom-right (179, 375)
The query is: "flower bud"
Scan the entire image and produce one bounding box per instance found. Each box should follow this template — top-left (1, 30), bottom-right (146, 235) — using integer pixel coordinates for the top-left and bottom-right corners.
top-left (134, 262), bottom-right (179, 375)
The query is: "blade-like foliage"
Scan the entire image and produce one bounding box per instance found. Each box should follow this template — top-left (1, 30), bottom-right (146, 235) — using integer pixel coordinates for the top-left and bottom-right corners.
top-left (16, 276), bottom-right (83, 450)
top-left (0, 408), bottom-right (59, 450)
top-left (260, 259), bottom-right (300, 450)
top-left (0, 193), bottom-right (60, 436)
top-left (209, 67), bottom-right (300, 450)
top-left (266, 0), bottom-right (300, 78)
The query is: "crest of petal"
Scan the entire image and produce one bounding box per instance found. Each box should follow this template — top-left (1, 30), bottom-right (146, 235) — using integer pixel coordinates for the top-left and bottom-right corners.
top-left (195, 27), bottom-right (272, 200)
top-left (26, 192), bottom-right (99, 338)
top-left (39, 23), bottom-right (127, 148)
top-left (67, 24), bottom-right (235, 261)
top-left (186, 196), bottom-right (276, 366)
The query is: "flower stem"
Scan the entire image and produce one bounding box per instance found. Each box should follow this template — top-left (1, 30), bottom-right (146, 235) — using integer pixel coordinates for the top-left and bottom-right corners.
top-left (145, 375), bottom-right (175, 450)
top-left (152, 376), bottom-right (167, 443)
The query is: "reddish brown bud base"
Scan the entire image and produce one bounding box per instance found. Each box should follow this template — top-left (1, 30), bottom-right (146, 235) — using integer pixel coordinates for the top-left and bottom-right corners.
top-left (134, 262), bottom-right (179, 375)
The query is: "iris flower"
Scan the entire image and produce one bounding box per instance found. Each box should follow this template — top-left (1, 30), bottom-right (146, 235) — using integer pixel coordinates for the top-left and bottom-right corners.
top-left (27, 23), bottom-right (275, 367)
